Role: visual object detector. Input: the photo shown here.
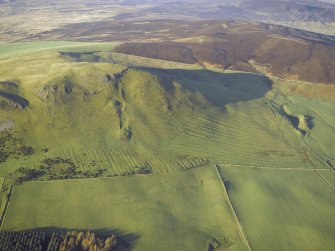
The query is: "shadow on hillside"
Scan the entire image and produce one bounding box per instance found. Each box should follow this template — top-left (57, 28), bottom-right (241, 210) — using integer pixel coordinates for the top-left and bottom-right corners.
top-left (57, 50), bottom-right (273, 107)
top-left (0, 91), bottom-right (30, 108)
top-left (60, 51), bottom-right (102, 62)
top-left (139, 67), bottom-right (273, 108)
top-left (3, 227), bottom-right (141, 249)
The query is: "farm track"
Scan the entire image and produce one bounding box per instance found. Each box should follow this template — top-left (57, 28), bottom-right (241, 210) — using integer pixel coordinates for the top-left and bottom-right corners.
top-left (214, 166), bottom-right (252, 251)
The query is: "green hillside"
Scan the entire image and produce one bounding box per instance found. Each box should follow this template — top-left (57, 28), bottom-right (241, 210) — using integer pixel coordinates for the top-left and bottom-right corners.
top-left (0, 43), bottom-right (334, 251)
top-left (1, 48), bottom-right (329, 180)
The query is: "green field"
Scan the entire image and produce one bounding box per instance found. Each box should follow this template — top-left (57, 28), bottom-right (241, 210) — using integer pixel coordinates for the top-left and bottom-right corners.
top-left (2, 166), bottom-right (248, 251)
top-left (0, 41), bottom-right (119, 60)
top-left (220, 166), bottom-right (335, 251)
top-left (318, 170), bottom-right (335, 188)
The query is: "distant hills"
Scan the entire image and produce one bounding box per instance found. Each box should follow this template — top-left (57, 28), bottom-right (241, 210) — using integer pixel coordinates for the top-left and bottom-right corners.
top-left (1, 0), bottom-right (335, 41)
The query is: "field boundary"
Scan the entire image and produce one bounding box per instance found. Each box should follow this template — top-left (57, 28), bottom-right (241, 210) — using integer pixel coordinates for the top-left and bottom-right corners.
top-left (316, 171), bottom-right (335, 192)
top-left (0, 178), bottom-right (4, 193)
top-left (0, 185), bottom-right (14, 230)
top-left (214, 165), bottom-right (252, 251)
top-left (218, 162), bottom-right (329, 171)
top-left (219, 161), bottom-right (335, 193)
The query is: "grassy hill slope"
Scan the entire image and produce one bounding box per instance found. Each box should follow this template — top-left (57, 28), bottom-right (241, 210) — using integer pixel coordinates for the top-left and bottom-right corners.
top-left (0, 48), bottom-right (328, 180)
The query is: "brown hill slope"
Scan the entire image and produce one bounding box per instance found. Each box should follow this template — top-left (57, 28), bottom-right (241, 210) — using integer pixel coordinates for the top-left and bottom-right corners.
top-left (114, 21), bottom-right (335, 84)
top-left (10, 18), bottom-right (335, 84)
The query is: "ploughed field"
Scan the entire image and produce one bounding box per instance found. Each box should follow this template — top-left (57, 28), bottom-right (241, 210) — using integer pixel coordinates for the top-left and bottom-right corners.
top-left (0, 42), bottom-right (334, 250)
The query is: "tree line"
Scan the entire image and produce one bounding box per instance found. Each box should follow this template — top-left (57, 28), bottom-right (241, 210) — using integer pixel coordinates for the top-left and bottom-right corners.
top-left (0, 230), bottom-right (127, 251)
